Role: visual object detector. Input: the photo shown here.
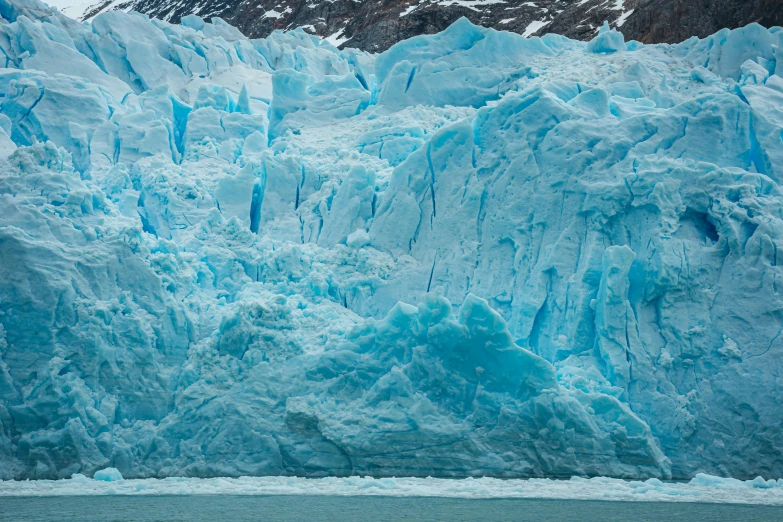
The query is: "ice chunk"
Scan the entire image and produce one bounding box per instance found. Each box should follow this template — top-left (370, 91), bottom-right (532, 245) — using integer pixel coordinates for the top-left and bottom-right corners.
top-left (740, 59), bottom-right (770, 85)
top-left (586, 21), bottom-right (625, 54)
top-left (376, 17), bottom-right (552, 109)
top-left (180, 14), bottom-right (205, 31)
top-left (593, 245), bottom-right (636, 393)
top-left (356, 126), bottom-right (425, 166)
top-left (93, 468), bottom-right (123, 482)
top-left (674, 23), bottom-right (779, 80)
top-left (346, 229), bottom-right (370, 249)
top-left (268, 69), bottom-right (370, 140)
top-left (0, 71), bottom-right (113, 172)
top-left (317, 165), bottom-right (375, 246)
top-left (124, 39), bottom-right (187, 91)
top-left (214, 162), bottom-right (256, 225)
top-left (116, 110), bottom-right (178, 164)
top-left (0, 127), bottom-right (16, 159)
top-left (7, 15), bottom-right (130, 99)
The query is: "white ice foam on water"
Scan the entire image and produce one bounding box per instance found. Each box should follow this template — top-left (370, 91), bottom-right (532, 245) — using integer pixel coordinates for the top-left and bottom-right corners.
top-left (1, 474), bottom-right (782, 505)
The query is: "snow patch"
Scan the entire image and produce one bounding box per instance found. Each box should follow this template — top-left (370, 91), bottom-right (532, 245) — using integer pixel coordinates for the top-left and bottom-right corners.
top-left (325, 28), bottom-right (350, 47)
top-left (45, 0), bottom-right (100, 19)
top-left (522, 19), bottom-right (547, 37)
top-left (437, 0), bottom-right (506, 11)
top-left (400, 2), bottom-right (425, 17)
top-left (616, 9), bottom-right (634, 27)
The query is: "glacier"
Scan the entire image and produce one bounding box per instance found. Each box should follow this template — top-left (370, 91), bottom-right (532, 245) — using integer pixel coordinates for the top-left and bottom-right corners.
top-left (0, 0), bottom-right (782, 483)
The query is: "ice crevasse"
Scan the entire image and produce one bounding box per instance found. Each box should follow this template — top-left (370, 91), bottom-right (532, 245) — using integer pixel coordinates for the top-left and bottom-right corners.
top-left (0, 0), bottom-right (782, 482)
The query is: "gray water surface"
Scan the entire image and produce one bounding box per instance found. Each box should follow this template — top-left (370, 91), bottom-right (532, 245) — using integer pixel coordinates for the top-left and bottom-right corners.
top-left (0, 495), bottom-right (781, 521)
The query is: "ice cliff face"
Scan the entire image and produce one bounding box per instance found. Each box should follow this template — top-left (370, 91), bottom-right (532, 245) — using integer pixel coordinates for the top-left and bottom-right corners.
top-left (0, 0), bottom-right (782, 481)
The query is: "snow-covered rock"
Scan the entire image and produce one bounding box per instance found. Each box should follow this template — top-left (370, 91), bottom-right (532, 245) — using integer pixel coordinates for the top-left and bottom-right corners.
top-left (0, 0), bottom-right (782, 482)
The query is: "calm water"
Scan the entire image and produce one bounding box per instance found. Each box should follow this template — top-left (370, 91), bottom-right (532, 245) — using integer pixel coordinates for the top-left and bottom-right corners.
top-left (0, 496), bottom-right (781, 522)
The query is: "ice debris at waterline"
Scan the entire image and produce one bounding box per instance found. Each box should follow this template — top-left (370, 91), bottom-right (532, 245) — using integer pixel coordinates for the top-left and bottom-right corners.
top-left (0, 0), bottom-right (782, 482)
top-left (1, 473), bottom-right (783, 506)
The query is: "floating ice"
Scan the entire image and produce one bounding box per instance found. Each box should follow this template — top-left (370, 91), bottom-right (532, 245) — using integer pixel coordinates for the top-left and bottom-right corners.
top-left (1, 473), bottom-right (783, 505)
top-left (93, 467), bottom-right (124, 482)
top-left (0, 0), bottom-right (782, 484)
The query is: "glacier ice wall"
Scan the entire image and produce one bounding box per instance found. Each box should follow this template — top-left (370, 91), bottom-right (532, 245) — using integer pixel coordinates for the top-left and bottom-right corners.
top-left (0, 0), bottom-right (782, 481)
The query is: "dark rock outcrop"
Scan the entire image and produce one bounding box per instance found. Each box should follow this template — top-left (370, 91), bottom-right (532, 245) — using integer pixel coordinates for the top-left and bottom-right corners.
top-left (80, 0), bottom-right (783, 52)
top-left (619, 0), bottom-right (783, 44)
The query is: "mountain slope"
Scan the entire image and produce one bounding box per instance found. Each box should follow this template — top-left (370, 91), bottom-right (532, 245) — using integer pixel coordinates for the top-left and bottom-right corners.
top-left (62, 0), bottom-right (783, 52)
top-left (619, 0), bottom-right (783, 44)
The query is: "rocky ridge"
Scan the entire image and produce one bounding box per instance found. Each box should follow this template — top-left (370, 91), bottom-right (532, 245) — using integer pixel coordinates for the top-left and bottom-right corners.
top-left (73, 0), bottom-right (783, 53)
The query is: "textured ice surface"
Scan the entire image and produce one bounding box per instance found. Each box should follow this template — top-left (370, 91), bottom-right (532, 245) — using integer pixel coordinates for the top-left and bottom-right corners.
top-left (0, 0), bottom-right (782, 482)
top-left (1, 472), bottom-right (783, 506)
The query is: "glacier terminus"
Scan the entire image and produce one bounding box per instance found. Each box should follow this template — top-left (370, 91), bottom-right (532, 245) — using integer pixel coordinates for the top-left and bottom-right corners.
top-left (0, 0), bottom-right (782, 485)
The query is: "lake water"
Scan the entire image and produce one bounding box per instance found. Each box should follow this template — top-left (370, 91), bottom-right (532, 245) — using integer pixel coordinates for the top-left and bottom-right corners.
top-left (0, 495), bottom-right (781, 521)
